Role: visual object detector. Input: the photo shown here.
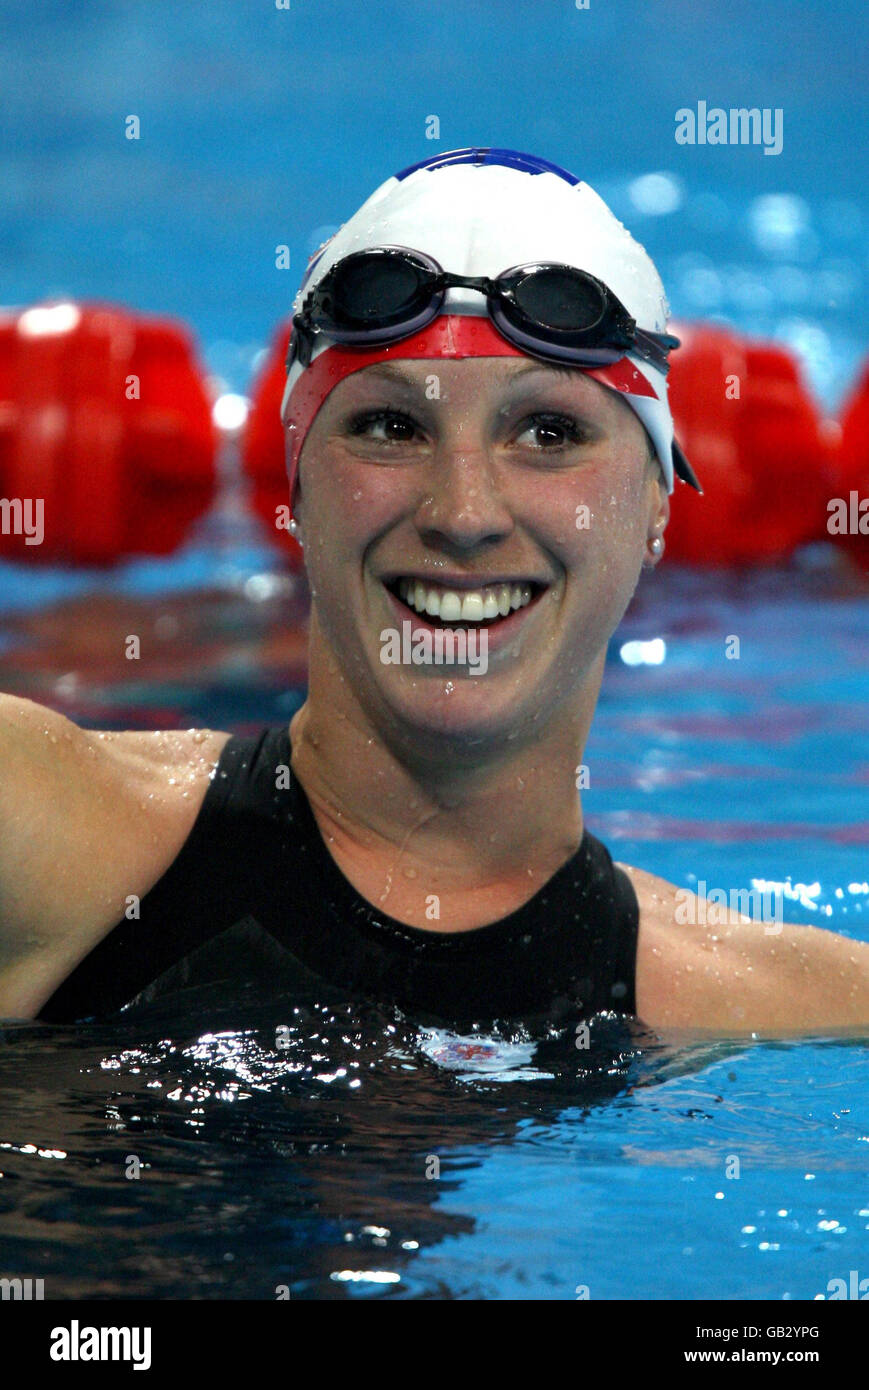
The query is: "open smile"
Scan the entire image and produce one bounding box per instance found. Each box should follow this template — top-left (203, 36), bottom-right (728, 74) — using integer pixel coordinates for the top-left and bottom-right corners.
top-left (382, 575), bottom-right (549, 631)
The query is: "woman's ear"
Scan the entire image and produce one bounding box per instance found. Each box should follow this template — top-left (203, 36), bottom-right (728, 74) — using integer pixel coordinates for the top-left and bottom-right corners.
top-left (654, 479), bottom-right (670, 533)
top-left (644, 442), bottom-right (670, 529)
top-left (642, 453), bottom-right (670, 568)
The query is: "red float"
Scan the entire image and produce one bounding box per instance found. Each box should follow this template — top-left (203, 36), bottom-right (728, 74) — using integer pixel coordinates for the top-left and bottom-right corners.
top-left (831, 357), bottom-right (869, 567)
top-left (242, 315), bottom-right (847, 571)
top-left (240, 318), bottom-right (303, 567)
top-left (665, 322), bottom-right (836, 566)
top-left (0, 301), bottom-right (216, 565)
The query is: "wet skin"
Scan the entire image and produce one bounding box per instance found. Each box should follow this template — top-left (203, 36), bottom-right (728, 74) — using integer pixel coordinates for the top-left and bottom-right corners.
top-left (0, 358), bottom-right (867, 1034)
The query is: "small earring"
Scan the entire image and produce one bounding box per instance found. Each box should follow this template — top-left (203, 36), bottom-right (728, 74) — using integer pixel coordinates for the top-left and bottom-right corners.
top-left (649, 536), bottom-right (664, 558)
top-left (288, 517), bottom-right (303, 545)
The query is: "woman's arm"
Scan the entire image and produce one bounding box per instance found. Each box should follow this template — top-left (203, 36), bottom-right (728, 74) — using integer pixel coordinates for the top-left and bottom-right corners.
top-left (625, 863), bottom-right (869, 1036)
top-left (0, 694), bottom-right (229, 1018)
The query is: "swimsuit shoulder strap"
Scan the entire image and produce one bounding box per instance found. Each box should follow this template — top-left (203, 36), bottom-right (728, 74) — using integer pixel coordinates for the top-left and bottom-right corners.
top-left (581, 828), bottom-right (640, 1015)
top-left (38, 725), bottom-right (294, 1022)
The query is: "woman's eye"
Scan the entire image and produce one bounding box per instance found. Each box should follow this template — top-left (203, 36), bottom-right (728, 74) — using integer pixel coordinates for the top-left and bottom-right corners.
top-left (345, 408), bottom-right (588, 452)
top-left (515, 413), bottom-right (586, 450)
top-left (347, 409), bottom-right (421, 443)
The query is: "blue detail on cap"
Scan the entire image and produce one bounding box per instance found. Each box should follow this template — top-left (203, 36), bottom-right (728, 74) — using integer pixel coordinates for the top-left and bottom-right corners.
top-left (393, 147), bottom-right (580, 186)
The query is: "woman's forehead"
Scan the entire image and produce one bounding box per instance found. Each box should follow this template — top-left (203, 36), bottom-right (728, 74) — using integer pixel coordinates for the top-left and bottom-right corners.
top-left (329, 356), bottom-right (615, 408)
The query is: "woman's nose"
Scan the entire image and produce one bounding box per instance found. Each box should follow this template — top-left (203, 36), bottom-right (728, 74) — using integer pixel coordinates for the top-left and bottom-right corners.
top-left (412, 439), bottom-right (515, 551)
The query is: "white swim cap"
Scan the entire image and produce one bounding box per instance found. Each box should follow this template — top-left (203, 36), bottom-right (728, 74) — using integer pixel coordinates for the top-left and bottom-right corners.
top-left (281, 148), bottom-right (699, 499)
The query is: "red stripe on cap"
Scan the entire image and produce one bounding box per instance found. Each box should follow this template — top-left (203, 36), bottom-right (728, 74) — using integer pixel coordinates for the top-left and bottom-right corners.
top-left (284, 315), bottom-right (657, 506)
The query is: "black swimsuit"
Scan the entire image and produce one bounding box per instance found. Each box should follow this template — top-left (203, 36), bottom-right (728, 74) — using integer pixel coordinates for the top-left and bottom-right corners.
top-left (38, 725), bottom-right (641, 1027)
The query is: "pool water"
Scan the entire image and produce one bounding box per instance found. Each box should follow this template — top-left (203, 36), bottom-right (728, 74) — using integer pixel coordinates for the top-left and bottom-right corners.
top-left (2, 0), bottom-right (867, 1304)
top-left (0, 545), bottom-right (866, 1300)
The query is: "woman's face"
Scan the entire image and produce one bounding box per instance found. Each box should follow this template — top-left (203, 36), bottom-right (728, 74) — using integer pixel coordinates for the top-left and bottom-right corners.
top-left (292, 356), bottom-right (668, 746)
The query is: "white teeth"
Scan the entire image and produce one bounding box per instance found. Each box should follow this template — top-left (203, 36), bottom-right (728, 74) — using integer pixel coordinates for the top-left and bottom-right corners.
top-left (438, 591), bottom-right (462, 622)
top-left (393, 578), bottom-right (537, 622)
top-left (460, 593), bottom-right (485, 622)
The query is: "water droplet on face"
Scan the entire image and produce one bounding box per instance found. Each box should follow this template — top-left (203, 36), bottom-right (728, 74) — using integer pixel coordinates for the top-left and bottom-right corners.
top-left (352, 490), bottom-right (362, 501)
top-left (403, 866), bottom-right (418, 879)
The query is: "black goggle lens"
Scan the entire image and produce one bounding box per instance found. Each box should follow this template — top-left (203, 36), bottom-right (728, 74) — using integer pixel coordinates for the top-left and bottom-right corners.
top-left (510, 267), bottom-right (605, 332)
top-left (326, 255), bottom-right (428, 327)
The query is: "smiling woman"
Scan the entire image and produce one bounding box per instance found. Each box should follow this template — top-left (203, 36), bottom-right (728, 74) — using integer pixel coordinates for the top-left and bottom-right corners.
top-left (1, 147), bottom-right (867, 1035)
top-left (295, 353), bottom-right (661, 730)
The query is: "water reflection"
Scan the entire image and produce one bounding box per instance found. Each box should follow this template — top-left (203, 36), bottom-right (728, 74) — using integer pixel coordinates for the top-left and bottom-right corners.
top-left (0, 981), bottom-right (732, 1299)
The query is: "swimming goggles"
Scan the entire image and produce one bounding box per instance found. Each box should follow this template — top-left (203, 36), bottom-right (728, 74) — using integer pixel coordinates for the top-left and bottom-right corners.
top-left (287, 246), bottom-right (682, 376)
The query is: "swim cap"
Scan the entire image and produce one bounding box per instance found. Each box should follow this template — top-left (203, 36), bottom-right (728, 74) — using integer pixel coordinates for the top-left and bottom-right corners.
top-left (281, 148), bottom-right (698, 502)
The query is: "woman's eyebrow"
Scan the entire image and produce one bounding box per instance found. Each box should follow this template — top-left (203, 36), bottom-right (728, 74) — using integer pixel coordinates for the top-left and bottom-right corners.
top-left (507, 363), bottom-right (582, 384)
top-left (355, 363), bottom-right (421, 389)
top-left (358, 361), bottom-right (584, 391)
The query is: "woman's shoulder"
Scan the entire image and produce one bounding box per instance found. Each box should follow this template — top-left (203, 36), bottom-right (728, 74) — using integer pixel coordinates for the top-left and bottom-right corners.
top-left (0, 713), bottom-right (233, 1018)
top-left (617, 860), bottom-right (869, 1036)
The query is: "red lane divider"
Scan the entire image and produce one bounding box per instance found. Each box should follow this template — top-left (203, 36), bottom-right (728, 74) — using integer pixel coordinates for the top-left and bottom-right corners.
top-left (833, 356), bottom-right (869, 568)
top-left (240, 318), bottom-right (302, 566)
top-left (245, 317), bottom-right (852, 571)
top-left (2, 299), bottom-right (862, 571)
top-left (0, 301), bottom-right (216, 564)
top-left (666, 322), bottom-right (838, 567)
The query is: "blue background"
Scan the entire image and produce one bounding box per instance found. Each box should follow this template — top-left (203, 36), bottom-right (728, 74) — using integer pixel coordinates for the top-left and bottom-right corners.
top-left (1, 0), bottom-right (866, 408)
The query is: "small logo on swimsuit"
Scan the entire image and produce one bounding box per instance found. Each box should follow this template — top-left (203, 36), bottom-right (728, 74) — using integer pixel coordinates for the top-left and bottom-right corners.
top-left (418, 1027), bottom-right (551, 1081)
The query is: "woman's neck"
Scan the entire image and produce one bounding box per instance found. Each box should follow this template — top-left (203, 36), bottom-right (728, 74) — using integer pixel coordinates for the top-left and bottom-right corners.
top-left (288, 666), bottom-right (600, 929)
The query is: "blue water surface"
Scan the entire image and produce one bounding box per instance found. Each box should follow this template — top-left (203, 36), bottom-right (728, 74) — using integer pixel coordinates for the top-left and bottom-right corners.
top-left (0, 0), bottom-right (866, 1303)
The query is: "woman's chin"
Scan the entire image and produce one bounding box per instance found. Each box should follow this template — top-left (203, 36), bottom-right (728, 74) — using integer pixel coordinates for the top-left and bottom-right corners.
top-left (371, 665), bottom-right (538, 746)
